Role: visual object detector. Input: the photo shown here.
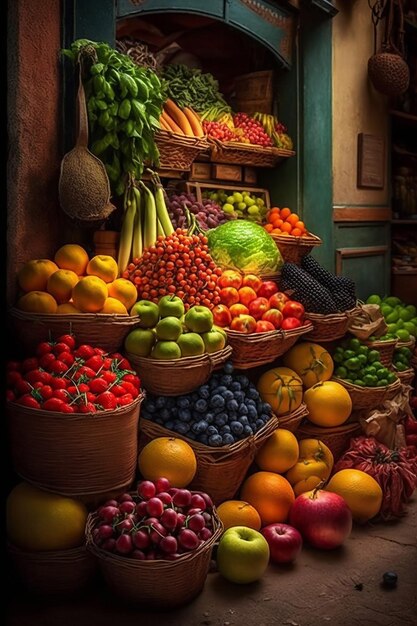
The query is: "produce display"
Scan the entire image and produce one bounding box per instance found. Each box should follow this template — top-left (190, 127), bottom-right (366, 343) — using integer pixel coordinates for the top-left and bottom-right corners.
top-left (253, 113), bottom-right (294, 150)
top-left (332, 337), bottom-right (398, 387)
top-left (366, 294), bottom-right (417, 342)
top-left (167, 191), bottom-right (235, 231)
top-left (264, 206), bottom-right (308, 237)
top-left (140, 362), bottom-right (273, 446)
top-left (124, 297), bottom-right (226, 359)
top-left (6, 336), bottom-right (141, 412)
top-left (203, 188), bottom-right (267, 222)
top-left (90, 478), bottom-right (217, 559)
top-left (392, 345), bottom-right (414, 371)
top-left (159, 99), bottom-right (205, 137)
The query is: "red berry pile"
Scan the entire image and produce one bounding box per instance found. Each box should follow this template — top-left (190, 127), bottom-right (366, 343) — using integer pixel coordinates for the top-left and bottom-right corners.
top-left (233, 113), bottom-right (273, 147)
top-left (91, 478), bottom-right (216, 560)
top-left (6, 335), bottom-right (141, 413)
top-left (202, 120), bottom-right (235, 142)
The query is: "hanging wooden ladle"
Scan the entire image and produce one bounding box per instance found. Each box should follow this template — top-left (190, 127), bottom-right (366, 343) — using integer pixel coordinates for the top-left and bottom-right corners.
top-left (59, 57), bottom-right (116, 224)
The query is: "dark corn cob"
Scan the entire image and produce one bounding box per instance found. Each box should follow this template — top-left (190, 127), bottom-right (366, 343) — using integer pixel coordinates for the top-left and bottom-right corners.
top-left (332, 289), bottom-right (357, 312)
top-left (280, 263), bottom-right (339, 314)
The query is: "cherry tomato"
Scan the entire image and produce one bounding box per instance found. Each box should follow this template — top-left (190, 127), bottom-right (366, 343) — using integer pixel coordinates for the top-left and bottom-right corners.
top-left (52, 389), bottom-right (70, 402)
top-left (84, 355), bottom-right (105, 372)
top-left (39, 385), bottom-right (54, 400)
top-left (17, 394), bottom-right (41, 409)
top-left (21, 357), bottom-right (39, 373)
top-left (49, 360), bottom-right (68, 375)
top-left (50, 377), bottom-right (68, 390)
top-left (74, 344), bottom-right (96, 360)
top-left (36, 341), bottom-right (54, 357)
top-left (95, 391), bottom-right (117, 410)
top-left (88, 378), bottom-right (109, 394)
top-left (38, 353), bottom-right (57, 371)
top-left (56, 334), bottom-right (76, 350)
top-left (41, 398), bottom-right (66, 412)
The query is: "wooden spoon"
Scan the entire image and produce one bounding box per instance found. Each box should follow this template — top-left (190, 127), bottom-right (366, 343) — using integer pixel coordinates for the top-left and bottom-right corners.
top-left (59, 61), bottom-right (116, 223)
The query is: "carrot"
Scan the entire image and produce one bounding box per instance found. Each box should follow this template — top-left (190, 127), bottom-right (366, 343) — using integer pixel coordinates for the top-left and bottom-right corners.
top-left (161, 109), bottom-right (184, 135)
top-left (164, 98), bottom-right (194, 136)
top-left (159, 116), bottom-right (171, 131)
top-left (183, 107), bottom-right (205, 137)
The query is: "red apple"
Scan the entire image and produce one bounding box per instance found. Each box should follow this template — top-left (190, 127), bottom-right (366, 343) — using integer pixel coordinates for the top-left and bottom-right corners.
top-left (212, 304), bottom-right (232, 328)
top-left (262, 308), bottom-right (283, 329)
top-left (257, 281), bottom-right (279, 299)
top-left (261, 523), bottom-right (303, 564)
top-left (269, 292), bottom-right (290, 311)
top-left (281, 317), bottom-right (302, 330)
top-left (255, 320), bottom-right (276, 333)
top-left (229, 303), bottom-right (249, 319)
top-left (282, 300), bottom-right (305, 320)
top-left (218, 270), bottom-right (243, 290)
top-left (219, 287), bottom-right (240, 308)
top-left (248, 297), bottom-right (270, 320)
top-left (230, 314), bottom-right (257, 334)
top-left (242, 274), bottom-right (263, 293)
top-left (238, 286), bottom-right (258, 307)
top-left (289, 488), bottom-right (352, 550)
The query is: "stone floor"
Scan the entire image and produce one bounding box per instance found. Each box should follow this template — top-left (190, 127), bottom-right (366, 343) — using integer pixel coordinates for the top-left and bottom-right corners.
top-left (6, 495), bottom-right (417, 626)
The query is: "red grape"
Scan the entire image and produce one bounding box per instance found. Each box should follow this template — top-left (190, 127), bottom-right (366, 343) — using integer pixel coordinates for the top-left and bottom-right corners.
top-left (189, 494), bottom-right (207, 511)
top-left (117, 518), bottom-right (134, 532)
top-left (150, 522), bottom-right (167, 545)
top-left (115, 534), bottom-right (133, 555)
top-left (131, 549), bottom-right (146, 560)
top-left (119, 500), bottom-right (136, 515)
top-left (118, 493), bottom-right (133, 503)
top-left (161, 508), bottom-right (178, 531)
top-left (160, 535), bottom-right (178, 554)
top-left (167, 553), bottom-right (182, 561)
top-left (202, 511), bottom-right (212, 526)
top-left (132, 530), bottom-right (150, 550)
top-left (167, 487), bottom-right (179, 497)
top-left (137, 480), bottom-right (156, 500)
top-left (157, 492), bottom-right (173, 505)
top-left (199, 527), bottom-right (213, 541)
top-left (135, 501), bottom-right (148, 518)
top-left (178, 528), bottom-right (199, 551)
top-left (173, 489), bottom-right (192, 508)
top-left (146, 498), bottom-right (164, 517)
top-left (175, 512), bottom-right (186, 531)
top-left (187, 507), bottom-right (203, 516)
top-left (146, 550), bottom-right (157, 560)
top-left (102, 499), bottom-right (118, 508)
top-left (99, 506), bottom-right (120, 522)
top-left (155, 477), bottom-right (171, 492)
top-left (101, 538), bottom-right (116, 552)
top-left (199, 492), bottom-right (213, 509)
top-left (97, 524), bottom-right (114, 540)
top-left (187, 514), bottom-right (206, 532)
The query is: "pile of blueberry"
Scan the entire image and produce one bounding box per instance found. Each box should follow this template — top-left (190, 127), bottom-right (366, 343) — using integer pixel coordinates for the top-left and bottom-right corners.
top-left (141, 362), bottom-right (272, 447)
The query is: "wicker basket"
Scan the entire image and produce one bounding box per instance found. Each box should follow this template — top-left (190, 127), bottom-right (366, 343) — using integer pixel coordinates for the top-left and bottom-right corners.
top-left (8, 543), bottom-right (96, 596)
top-left (363, 337), bottom-right (398, 367)
top-left (295, 421), bottom-right (363, 462)
top-left (7, 395), bottom-right (143, 497)
top-left (139, 414), bottom-right (280, 504)
top-left (278, 402), bottom-right (309, 433)
top-left (331, 377), bottom-right (402, 410)
top-left (396, 337), bottom-right (416, 351)
top-left (155, 130), bottom-right (209, 171)
top-left (225, 324), bottom-right (312, 369)
top-left (304, 306), bottom-right (359, 342)
top-left (86, 504), bottom-right (223, 607)
top-left (125, 345), bottom-right (233, 396)
top-left (8, 307), bottom-right (141, 354)
top-left (208, 138), bottom-right (295, 168)
top-left (270, 231), bottom-right (322, 265)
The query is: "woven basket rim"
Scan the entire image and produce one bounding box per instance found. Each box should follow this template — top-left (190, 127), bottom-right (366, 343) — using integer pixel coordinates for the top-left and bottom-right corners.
top-left (225, 323), bottom-right (312, 343)
top-left (278, 402), bottom-right (308, 420)
top-left (297, 421), bottom-right (362, 435)
top-left (270, 231), bottom-right (322, 246)
top-left (9, 307), bottom-right (141, 326)
top-left (209, 138), bottom-right (295, 157)
top-left (125, 345), bottom-right (232, 369)
top-left (7, 393), bottom-right (144, 419)
top-left (305, 305), bottom-right (359, 322)
top-left (7, 541), bottom-right (87, 560)
top-left (155, 129), bottom-right (209, 149)
top-left (331, 376), bottom-right (401, 393)
top-left (396, 337), bottom-right (416, 349)
top-left (363, 337), bottom-right (399, 347)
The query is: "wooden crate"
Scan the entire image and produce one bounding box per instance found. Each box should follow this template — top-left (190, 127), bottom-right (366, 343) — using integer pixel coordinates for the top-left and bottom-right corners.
top-left (244, 167), bottom-right (257, 184)
top-left (185, 182), bottom-right (270, 210)
top-left (189, 162), bottom-right (212, 181)
top-left (211, 164), bottom-right (243, 183)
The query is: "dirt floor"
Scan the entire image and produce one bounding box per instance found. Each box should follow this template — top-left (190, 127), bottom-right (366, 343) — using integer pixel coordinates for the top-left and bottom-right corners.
top-left (6, 495), bottom-right (417, 626)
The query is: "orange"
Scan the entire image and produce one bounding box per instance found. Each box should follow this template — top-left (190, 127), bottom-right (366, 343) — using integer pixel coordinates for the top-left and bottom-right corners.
top-left (257, 367), bottom-right (303, 416)
top-left (17, 259), bottom-right (59, 293)
top-left (265, 224), bottom-right (274, 233)
top-left (54, 244), bottom-right (89, 276)
top-left (56, 302), bottom-right (81, 314)
top-left (304, 381), bottom-right (352, 427)
top-left (273, 218), bottom-right (284, 228)
top-left (286, 213), bottom-right (299, 226)
top-left (72, 276), bottom-right (108, 313)
top-left (285, 439), bottom-right (334, 494)
top-left (283, 342), bottom-right (334, 389)
top-left (6, 482), bottom-right (88, 551)
top-left (280, 207), bottom-right (291, 219)
top-left (255, 428), bottom-right (299, 474)
top-left (16, 291), bottom-right (58, 314)
top-left (46, 269), bottom-right (79, 304)
top-left (293, 475), bottom-right (323, 497)
top-left (240, 471), bottom-right (295, 525)
top-left (295, 221), bottom-right (305, 231)
top-left (99, 297), bottom-right (128, 315)
top-left (138, 437), bottom-right (197, 488)
top-left (107, 278), bottom-right (137, 310)
top-left (326, 469), bottom-right (383, 523)
top-left (216, 500), bottom-right (261, 531)
top-left (87, 255), bottom-right (118, 283)
top-left (281, 222), bottom-right (292, 233)
top-left (291, 228), bottom-right (302, 237)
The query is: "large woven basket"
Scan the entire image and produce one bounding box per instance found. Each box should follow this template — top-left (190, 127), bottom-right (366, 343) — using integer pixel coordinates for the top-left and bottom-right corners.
top-left (225, 324), bottom-right (312, 369)
top-left (125, 345), bottom-right (233, 396)
top-left (397, 337), bottom-right (416, 351)
top-left (270, 231), bottom-right (322, 265)
top-left (139, 414), bottom-right (280, 504)
top-left (363, 337), bottom-right (398, 367)
top-left (331, 376), bottom-right (402, 410)
top-left (8, 543), bottom-right (96, 596)
top-left (86, 504), bottom-right (222, 607)
top-left (7, 395), bottom-right (143, 497)
top-left (208, 138), bottom-right (295, 168)
top-left (395, 367), bottom-right (415, 387)
top-left (155, 130), bottom-right (209, 171)
top-left (9, 308), bottom-right (141, 354)
top-left (295, 421), bottom-right (363, 462)
top-left (278, 402), bottom-right (309, 433)
top-left (304, 306), bottom-right (359, 342)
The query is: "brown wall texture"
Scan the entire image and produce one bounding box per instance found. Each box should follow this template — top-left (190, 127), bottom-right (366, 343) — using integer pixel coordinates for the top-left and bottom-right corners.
top-left (7, 0), bottom-right (63, 305)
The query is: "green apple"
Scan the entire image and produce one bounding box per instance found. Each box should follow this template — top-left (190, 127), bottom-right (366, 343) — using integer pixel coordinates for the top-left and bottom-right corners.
top-left (155, 317), bottom-right (183, 341)
top-left (396, 328), bottom-right (410, 342)
top-left (366, 294), bottom-right (382, 305)
top-left (380, 304), bottom-right (393, 317)
top-left (216, 526), bottom-right (270, 584)
top-left (151, 341), bottom-right (181, 360)
top-left (201, 329), bottom-right (226, 353)
top-left (213, 325), bottom-right (228, 341)
top-left (403, 321), bottom-right (417, 337)
top-left (130, 300), bottom-right (160, 328)
top-left (124, 328), bottom-right (155, 357)
top-left (177, 333), bottom-right (205, 357)
top-left (158, 295), bottom-right (185, 319)
top-left (184, 305), bottom-right (213, 333)
top-left (384, 296), bottom-right (402, 308)
top-left (385, 310), bottom-right (399, 324)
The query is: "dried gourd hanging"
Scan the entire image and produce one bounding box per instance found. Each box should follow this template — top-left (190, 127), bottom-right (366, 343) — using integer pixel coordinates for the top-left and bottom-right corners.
top-left (368, 0), bottom-right (410, 96)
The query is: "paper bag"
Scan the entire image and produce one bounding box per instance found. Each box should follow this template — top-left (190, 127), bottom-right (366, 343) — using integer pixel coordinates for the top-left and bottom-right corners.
top-left (360, 385), bottom-right (413, 449)
top-left (347, 303), bottom-right (388, 340)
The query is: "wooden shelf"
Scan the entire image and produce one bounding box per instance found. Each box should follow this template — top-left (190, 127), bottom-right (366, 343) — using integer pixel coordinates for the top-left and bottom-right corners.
top-left (390, 110), bottom-right (417, 125)
top-left (391, 219), bottom-right (417, 224)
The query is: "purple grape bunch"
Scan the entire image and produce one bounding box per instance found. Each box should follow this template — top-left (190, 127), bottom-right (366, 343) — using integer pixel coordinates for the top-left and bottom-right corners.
top-left (167, 192), bottom-right (237, 231)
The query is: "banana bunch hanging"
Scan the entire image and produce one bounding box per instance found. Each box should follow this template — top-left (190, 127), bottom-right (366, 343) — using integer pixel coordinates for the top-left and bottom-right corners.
top-left (253, 113), bottom-right (294, 150)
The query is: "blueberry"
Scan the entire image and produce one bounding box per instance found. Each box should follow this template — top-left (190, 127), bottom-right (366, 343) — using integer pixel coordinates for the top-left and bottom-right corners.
top-left (260, 413), bottom-right (271, 424)
top-left (165, 420), bottom-right (174, 430)
top-left (222, 433), bottom-right (235, 445)
top-left (247, 405), bottom-right (258, 420)
top-left (177, 397), bottom-right (190, 409)
top-left (165, 397), bottom-right (176, 408)
top-left (215, 385), bottom-right (227, 395)
top-left (178, 408), bottom-right (192, 422)
top-left (205, 412), bottom-right (215, 424)
top-left (230, 381), bottom-right (241, 392)
top-left (244, 425), bottom-right (254, 436)
top-left (220, 424), bottom-right (231, 434)
top-left (173, 421), bottom-right (190, 434)
top-left (192, 420), bottom-right (208, 434)
top-left (238, 403), bottom-right (248, 415)
top-left (223, 361), bottom-right (234, 374)
top-left (159, 408), bottom-right (171, 422)
top-left (255, 419), bottom-right (265, 431)
top-left (186, 431), bottom-right (197, 440)
top-left (220, 374), bottom-right (233, 387)
top-left (199, 385), bottom-right (210, 399)
top-left (382, 572), bottom-right (398, 588)
top-left (191, 392), bottom-right (199, 402)
top-left (141, 410), bottom-right (151, 419)
top-left (170, 407), bottom-right (178, 418)
top-left (227, 399), bottom-right (239, 412)
top-left (214, 412), bottom-right (228, 427)
top-left (207, 425), bottom-right (219, 435)
top-left (262, 402), bottom-right (272, 414)
top-left (195, 399), bottom-right (208, 412)
top-left (236, 375), bottom-right (250, 388)
top-left (230, 420), bottom-right (244, 435)
top-left (209, 394), bottom-right (225, 409)
top-left (256, 401), bottom-right (264, 413)
top-left (145, 401), bottom-right (156, 414)
top-left (239, 415), bottom-right (249, 426)
top-left (208, 434), bottom-right (223, 447)
top-left (234, 391), bottom-right (245, 403)
top-left (246, 387), bottom-right (260, 400)
top-left (198, 434), bottom-right (209, 445)
top-left (155, 397), bottom-right (166, 409)
top-left (246, 398), bottom-right (256, 407)
top-left (222, 390), bottom-right (234, 402)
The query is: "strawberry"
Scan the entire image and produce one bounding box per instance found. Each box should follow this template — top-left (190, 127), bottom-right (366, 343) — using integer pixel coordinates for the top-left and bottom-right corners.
top-left (88, 377), bottom-right (109, 394)
top-left (17, 394), bottom-right (41, 409)
top-left (74, 344), bottom-right (96, 360)
top-left (56, 334), bottom-right (76, 350)
top-left (41, 398), bottom-right (67, 412)
top-left (95, 391), bottom-right (117, 410)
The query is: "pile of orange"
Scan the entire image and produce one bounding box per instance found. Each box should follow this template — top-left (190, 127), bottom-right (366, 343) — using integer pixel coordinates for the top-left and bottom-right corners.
top-left (264, 207), bottom-right (308, 237)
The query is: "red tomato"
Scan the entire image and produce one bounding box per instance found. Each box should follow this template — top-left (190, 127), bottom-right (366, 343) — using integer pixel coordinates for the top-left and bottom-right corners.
top-left (38, 353), bottom-right (57, 371)
top-left (84, 355), bottom-right (105, 372)
top-left (41, 398), bottom-right (66, 412)
top-left (74, 344), bottom-right (96, 360)
top-left (36, 341), bottom-right (53, 357)
top-left (21, 357), bottom-right (39, 373)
